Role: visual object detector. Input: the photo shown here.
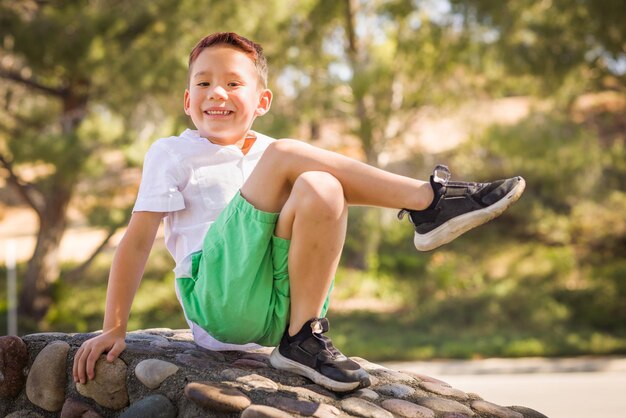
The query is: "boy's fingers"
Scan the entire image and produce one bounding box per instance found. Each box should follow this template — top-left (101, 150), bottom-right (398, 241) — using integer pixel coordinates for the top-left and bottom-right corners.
top-left (72, 346), bottom-right (83, 382)
top-left (85, 348), bottom-right (102, 381)
top-left (76, 346), bottom-right (89, 384)
top-left (106, 341), bottom-right (126, 362)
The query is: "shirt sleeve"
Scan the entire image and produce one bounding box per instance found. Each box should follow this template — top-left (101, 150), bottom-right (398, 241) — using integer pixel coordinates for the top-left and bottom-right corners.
top-left (133, 140), bottom-right (186, 213)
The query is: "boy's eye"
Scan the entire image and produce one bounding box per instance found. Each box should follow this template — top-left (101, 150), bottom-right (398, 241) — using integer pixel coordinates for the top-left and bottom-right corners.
top-left (197, 82), bottom-right (210, 87)
top-left (228, 82), bottom-right (241, 87)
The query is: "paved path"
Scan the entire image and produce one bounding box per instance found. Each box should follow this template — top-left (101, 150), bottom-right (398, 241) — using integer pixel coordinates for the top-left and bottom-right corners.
top-left (383, 357), bottom-right (626, 418)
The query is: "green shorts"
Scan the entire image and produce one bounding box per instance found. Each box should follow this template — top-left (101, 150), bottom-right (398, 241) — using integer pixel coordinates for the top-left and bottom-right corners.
top-left (176, 191), bottom-right (332, 347)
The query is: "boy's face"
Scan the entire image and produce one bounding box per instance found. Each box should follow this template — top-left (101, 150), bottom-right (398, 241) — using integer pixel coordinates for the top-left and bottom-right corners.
top-left (184, 46), bottom-right (272, 145)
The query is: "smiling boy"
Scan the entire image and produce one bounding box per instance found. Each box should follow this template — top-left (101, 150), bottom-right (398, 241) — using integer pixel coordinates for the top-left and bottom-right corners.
top-left (73, 32), bottom-right (525, 392)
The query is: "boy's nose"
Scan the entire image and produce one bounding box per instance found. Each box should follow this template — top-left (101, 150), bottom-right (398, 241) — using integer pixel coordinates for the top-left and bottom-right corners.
top-left (209, 86), bottom-right (228, 101)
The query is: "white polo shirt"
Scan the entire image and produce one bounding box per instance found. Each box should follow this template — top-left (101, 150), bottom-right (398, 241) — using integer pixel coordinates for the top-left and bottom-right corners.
top-left (133, 128), bottom-right (275, 350)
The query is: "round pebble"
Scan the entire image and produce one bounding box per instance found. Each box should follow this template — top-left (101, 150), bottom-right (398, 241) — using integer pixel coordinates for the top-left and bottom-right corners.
top-left (5, 411), bottom-right (44, 418)
top-left (60, 398), bottom-right (102, 418)
top-left (420, 382), bottom-right (468, 400)
top-left (375, 383), bottom-right (416, 398)
top-left (402, 372), bottom-right (451, 387)
top-left (471, 400), bottom-right (524, 418)
top-left (135, 359), bottom-right (179, 389)
top-left (240, 352), bottom-right (271, 363)
top-left (184, 381), bottom-right (251, 412)
top-left (303, 384), bottom-right (338, 400)
top-left (341, 397), bottom-right (394, 418)
top-left (221, 369), bottom-right (279, 391)
top-left (382, 399), bottom-right (436, 418)
top-left (417, 397), bottom-right (474, 416)
top-left (281, 385), bottom-right (336, 403)
top-left (241, 405), bottom-right (293, 418)
top-left (371, 368), bottom-right (415, 383)
top-left (232, 358), bottom-right (269, 369)
top-left (267, 395), bottom-right (320, 416)
top-left (0, 336), bottom-right (29, 398)
top-left (509, 406), bottom-right (549, 418)
top-left (26, 341), bottom-right (70, 411)
top-left (313, 404), bottom-right (341, 418)
top-left (354, 388), bottom-right (380, 400)
top-left (76, 356), bottom-right (129, 410)
top-left (119, 394), bottom-right (176, 418)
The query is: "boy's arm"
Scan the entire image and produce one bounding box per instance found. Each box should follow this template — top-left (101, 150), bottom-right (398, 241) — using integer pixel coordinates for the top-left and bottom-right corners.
top-left (72, 210), bottom-right (164, 384)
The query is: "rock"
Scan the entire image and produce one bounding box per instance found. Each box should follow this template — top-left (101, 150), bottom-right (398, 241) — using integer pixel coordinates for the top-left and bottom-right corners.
top-left (420, 382), bottom-right (468, 400)
top-left (126, 332), bottom-right (169, 345)
top-left (240, 352), bottom-right (271, 363)
top-left (60, 398), bottom-right (102, 418)
top-left (186, 347), bottom-right (225, 362)
top-left (354, 388), bottom-right (380, 400)
top-left (381, 399), bottom-right (436, 418)
top-left (0, 330), bottom-right (548, 418)
top-left (341, 397), bottom-right (394, 418)
top-left (416, 398), bottom-right (475, 416)
top-left (471, 400), bottom-right (524, 418)
top-left (303, 384), bottom-right (338, 400)
top-left (135, 359), bottom-right (179, 389)
top-left (119, 394), bottom-right (176, 418)
top-left (4, 411), bottom-right (44, 418)
top-left (508, 406), bottom-right (550, 418)
top-left (375, 383), bottom-right (416, 398)
top-left (268, 395), bottom-right (321, 416)
top-left (0, 336), bottom-right (29, 398)
top-left (76, 356), bottom-right (129, 410)
top-left (402, 372), bottom-right (451, 387)
top-left (232, 358), bottom-right (269, 369)
top-left (241, 404), bottom-right (293, 418)
top-left (370, 368), bottom-right (415, 383)
top-left (220, 368), bottom-right (279, 391)
top-left (25, 340), bottom-right (70, 411)
top-left (280, 385), bottom-right (336, 403)
top-left (184, 381), bottom-right (251, 412)
top-left (313, 404), bottom-right (342, 418)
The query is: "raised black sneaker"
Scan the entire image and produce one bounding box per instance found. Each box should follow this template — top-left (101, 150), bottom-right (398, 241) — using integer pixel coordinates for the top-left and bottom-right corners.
top-left (398, 165), bottom-right (525, 251)
top-left (269, 317), bottom-right (370, 392)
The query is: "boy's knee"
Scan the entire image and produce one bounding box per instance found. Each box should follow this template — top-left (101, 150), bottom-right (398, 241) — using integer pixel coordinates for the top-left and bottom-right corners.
top-left (292, 171), bottom-right (347, 217)
top-left (266, 138), bottom-right (301, 158)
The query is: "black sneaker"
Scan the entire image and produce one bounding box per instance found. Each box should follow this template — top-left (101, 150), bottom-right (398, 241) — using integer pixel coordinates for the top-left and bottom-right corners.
top-left (269, 318), bottom-right (370, 392)
top-left (398, 165), bottom-right (525, 251)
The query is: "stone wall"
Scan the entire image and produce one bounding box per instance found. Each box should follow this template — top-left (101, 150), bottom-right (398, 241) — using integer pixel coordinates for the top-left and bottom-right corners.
top-left (0, 329), bottom-right (548, 418)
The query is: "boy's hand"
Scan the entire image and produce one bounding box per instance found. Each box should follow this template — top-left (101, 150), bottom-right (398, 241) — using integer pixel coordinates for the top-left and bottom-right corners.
top-left (72, 329), bottom-right (126, 384)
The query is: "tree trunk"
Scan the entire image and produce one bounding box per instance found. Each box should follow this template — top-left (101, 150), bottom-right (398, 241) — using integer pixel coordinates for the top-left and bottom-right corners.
top-left (18, 184), bottom-right (72, 321)
top-left (344, 0), bottom-right (383, 273)
top-left (17, 87), bottom-right (86, 322)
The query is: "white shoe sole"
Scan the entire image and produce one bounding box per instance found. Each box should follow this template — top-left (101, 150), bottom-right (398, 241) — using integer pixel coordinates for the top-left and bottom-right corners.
top-left (269, 347), bottom-right (361, 392)
top-left (414, 177), bottom-right (526, 251)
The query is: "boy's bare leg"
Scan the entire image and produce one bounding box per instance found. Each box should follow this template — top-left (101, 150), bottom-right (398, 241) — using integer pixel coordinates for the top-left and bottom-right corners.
top-left (272, 171), bottom-right (348, 336)
top-left (241, 139), bottom-right (422, 334)
top-left (240, 139), bottom-right (434, 214)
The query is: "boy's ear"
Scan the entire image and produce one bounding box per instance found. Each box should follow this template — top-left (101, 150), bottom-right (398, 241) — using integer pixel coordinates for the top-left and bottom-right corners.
top-left (255, 88), bottom-right (272, 116)
top-left (183, 89), bottom-right (191, 115)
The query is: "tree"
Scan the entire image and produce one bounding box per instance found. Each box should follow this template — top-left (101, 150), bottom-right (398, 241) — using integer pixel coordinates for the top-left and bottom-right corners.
top-left (0, 0), bottom-right (311, 324)
top-left (269, 0), bottom-right (473, 269)
top-left (449, 0), bottom-right (626, 100)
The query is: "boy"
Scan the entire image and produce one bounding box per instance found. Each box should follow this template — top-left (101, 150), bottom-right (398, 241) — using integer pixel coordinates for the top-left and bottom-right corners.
top-left (73, 32), bottom-right (525, 392)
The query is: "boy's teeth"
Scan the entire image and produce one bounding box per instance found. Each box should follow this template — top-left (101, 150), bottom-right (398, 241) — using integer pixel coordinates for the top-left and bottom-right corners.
top-left (206, 110), bottom-right (231, 115)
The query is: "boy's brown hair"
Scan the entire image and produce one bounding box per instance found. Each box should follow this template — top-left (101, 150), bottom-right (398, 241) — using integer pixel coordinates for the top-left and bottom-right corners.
top-left (188, 32), bottom-right (268, 88)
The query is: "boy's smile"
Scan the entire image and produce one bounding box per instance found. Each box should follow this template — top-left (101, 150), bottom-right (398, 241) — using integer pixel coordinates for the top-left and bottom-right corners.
top-left (184, 46), bottom-right (272, 146)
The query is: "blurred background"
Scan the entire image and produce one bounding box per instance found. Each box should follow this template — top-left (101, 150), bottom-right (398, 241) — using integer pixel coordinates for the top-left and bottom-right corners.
top-left (1, 0), bottom-right (625, 369)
